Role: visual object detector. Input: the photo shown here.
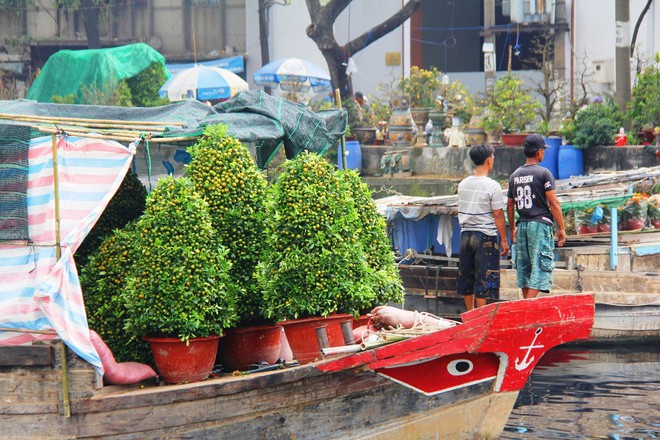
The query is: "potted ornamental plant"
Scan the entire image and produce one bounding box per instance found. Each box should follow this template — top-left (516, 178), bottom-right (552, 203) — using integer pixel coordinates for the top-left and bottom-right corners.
top-left (618, 193), bottom-right (649, 231)
top-left (482, 74), bottom-right (541, 146)
top-left (338, 169), bottom-right (404, 309)
top-left (122, 176), bottom-right (238, 383)
top-left (398, 66), bottom-right (442, 133)
top-left (80, 222), bottom-right (153, 367)
top-left (186, 125), bottom-right (281, 372)
top-left (629, 52), bottom-right (660, 142)
top-left (258, 153), bottom-right (377, 363)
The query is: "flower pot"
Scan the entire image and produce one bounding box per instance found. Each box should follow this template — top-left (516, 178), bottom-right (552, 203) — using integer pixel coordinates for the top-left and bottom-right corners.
top-left (217, 324), bottom-right (282, 372)
top-left (465, 115), bottom-right (487, 146)
top-left (597, 224), bottom-right (611, 233)
top-left (624, 218), bottom-right (645, 231)
top-left (410, 107), bottom-right (432, 130)
top-left (278, 314), bottom-right (353, 364)
top-left (144, 335), bottom-right (220, 384)
top-left (500, 133), bottom-right (527, 146)
top-left (651, 218), bottom-right (660, 229)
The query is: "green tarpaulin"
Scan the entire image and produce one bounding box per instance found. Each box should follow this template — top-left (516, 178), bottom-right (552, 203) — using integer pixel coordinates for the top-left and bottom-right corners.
top-left (27, 43), bottom-right (168, 103)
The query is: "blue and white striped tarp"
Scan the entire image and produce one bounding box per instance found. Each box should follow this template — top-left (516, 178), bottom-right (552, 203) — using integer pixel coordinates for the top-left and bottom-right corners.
top-left (0, 135), bottom-right (133, 374)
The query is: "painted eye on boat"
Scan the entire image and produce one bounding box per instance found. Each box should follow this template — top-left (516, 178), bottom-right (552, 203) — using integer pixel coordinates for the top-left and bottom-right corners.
top-left (447, 359), bottom-right (474, 376)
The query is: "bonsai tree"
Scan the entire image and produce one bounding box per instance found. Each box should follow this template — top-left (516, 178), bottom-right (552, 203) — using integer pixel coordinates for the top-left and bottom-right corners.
top-left (123, 176), bottom-right (238, 342)
top-left (338, 169), bottom-right (404, 308)
top-left (572, 101), bottom-right (625, 149)
top-left (258, 153), bottom-right (376, 322)
top-left (80, 222), bottom-right (151, 365)
top-left (186, 125), bottom-right (269, 326)
top-left (482, 75), bottom-right (541, 133)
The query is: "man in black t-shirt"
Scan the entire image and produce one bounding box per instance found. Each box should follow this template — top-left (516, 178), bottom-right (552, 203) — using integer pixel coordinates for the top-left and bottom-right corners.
top-left (507, 133), bottom-right (566, 299)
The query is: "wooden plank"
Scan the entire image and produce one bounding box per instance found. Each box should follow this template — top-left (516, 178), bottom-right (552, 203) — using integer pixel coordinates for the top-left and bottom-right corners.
top-left (0, 345), bottom-right (53, 366)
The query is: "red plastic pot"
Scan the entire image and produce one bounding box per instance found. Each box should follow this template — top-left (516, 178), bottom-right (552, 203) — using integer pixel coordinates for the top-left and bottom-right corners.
top-left (144, 335), bottom-right (220, 384)
top-left (278, 314), bottom-right (353, 364)
top-left (597, 224), bottom-right (611, 233)
top-left (624, 218), bottom-right (645, 231)
top-left (651, 219), bottom-right (660, 229)
top-left (217, 324), bottom-right (282, 372)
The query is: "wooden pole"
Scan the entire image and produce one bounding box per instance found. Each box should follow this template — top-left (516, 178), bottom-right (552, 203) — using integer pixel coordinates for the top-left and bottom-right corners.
top-left (51, 133), bottom-right (71, 418)
top-left (0, 113), bottom-right (187, 127)
top-left (335, 88), bottom-right (347, 170)
top-left (51, 134), bottom-right (61, 260)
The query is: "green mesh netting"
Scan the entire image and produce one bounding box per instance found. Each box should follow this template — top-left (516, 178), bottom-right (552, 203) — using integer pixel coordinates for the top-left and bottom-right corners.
top-left (26, 43), bottom-right (168, 103)
top-left (0, 123), bottom-right (31, 241)
top-left (560, 195), bottom-right (632, 212)
top-left (0, 90), bottom-right (347, 170)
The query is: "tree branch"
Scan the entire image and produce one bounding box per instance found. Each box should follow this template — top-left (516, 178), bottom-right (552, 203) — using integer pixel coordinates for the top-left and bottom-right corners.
top-left (345, 0), bottom-right (421, 56)
top-left (630, 0), bottom-right (654, 58)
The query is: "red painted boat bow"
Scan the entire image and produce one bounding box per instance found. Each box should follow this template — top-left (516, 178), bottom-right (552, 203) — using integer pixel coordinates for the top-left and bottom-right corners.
top-left (317, 294), bottom-right (595, 393)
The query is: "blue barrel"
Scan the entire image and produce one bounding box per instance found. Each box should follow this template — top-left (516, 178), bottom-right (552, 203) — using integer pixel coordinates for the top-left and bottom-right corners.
top-left (337, 140), bottom-right (362, 171)
top-left (540, 136), bottom-right (560, 179)
top-left (558, 144), bottom-right (584, 179)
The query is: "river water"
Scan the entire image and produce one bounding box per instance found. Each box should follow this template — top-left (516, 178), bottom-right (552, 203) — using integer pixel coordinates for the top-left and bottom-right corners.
top-left (502, 345), bottom-right (660, 439)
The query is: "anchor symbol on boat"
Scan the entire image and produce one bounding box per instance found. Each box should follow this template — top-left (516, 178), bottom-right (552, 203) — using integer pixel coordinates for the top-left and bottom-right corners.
top-left (514, 327), bottom-right (544, 371)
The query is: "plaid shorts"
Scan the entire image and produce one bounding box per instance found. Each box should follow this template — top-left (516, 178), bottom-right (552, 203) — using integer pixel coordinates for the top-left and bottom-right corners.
top-left (515, 221), bottom-right (555, 292)
top-left (457, 231), bottom-right (501, 300)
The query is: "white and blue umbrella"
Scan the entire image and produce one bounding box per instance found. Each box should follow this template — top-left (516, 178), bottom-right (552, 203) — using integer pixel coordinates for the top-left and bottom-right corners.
top-left (253, 58), bottom-right (332, 93)
top-left (159, 65), bottom-right (249, 102)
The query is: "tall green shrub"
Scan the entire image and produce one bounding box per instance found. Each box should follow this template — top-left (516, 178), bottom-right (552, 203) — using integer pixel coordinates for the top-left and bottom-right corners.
top-left (259, 153), bottom-right (376, 321)
top-left (338, 169), bottom-right (404, 308)
top-left (123, 177), bottom-right (238, 342)
top-left (80, 222), bottom-right (151, 364)
top-left (187, 125), bottom-right (269, 325)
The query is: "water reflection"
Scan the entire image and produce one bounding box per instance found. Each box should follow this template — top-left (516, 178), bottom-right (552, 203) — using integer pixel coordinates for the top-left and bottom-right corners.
top-left (502, 346), bottom-right (660, 439)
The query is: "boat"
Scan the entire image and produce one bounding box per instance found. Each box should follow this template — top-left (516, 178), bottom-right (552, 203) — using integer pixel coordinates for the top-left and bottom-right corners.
top-left (0, 294), bottom-right (594, 439)
top-left (376, 166), bottom-right (660, 343)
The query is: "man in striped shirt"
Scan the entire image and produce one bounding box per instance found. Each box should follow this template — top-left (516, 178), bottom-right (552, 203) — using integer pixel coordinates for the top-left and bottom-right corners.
top-left (457, 144), bottom-right (509, 310)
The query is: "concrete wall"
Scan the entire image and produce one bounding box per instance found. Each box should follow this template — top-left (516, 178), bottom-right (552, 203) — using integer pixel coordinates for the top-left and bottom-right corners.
top-left (361, 144), bottom-right (659, 181)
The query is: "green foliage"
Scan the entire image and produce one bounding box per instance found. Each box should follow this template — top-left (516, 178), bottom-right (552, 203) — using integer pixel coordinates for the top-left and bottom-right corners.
top-left (630, 52), bottom-right (660, 129)
top-left (558, 117), bottom-right (575, 143)
top-left (51, 94), bottom-right (76, 104)
top-left (397, 66), bottom-right (442, 108)
top-left (342, 98), bottom-right (363, 131)
top-left (75, 170), bottom-right (146, 269)
top-left (572, 102), bottom-right (624, 149)
top-left (80, 222), bottom-right (151, 365)
top-left (482, 75), bottom-right (541, 133)
top-left (258, 154), bottom-right (377, 321)
top-left (338, 170), bottom-right (404, 308)
top-left (187, 125), bottom-right (270, 326)
top-left (123, 177), bottom-right (238, 342)
top-left (126, 63), bottom-right (170, 107)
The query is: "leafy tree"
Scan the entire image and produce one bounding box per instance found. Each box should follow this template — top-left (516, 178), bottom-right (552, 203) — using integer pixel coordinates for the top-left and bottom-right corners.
top-left (126, 63), bottom-right (170, 107)
top-left (305, 0), bottom-right (422, 100)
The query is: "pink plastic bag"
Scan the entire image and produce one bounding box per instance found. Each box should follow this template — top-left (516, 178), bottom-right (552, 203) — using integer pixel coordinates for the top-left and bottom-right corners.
top-left (90, 330), bottom-right (157, 385)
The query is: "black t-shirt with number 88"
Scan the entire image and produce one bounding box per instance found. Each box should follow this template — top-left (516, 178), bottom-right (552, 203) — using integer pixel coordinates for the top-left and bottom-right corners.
top-left (507, 164), bottom-right (556, 226)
